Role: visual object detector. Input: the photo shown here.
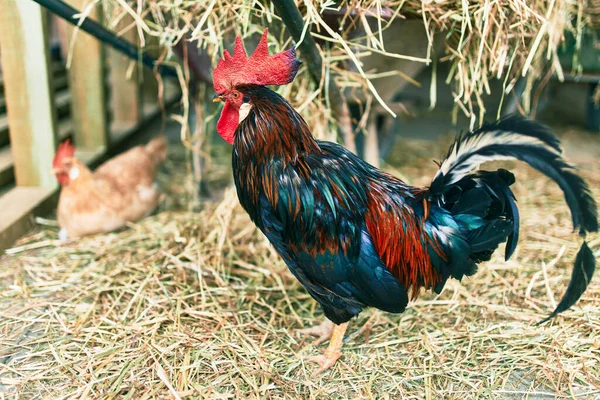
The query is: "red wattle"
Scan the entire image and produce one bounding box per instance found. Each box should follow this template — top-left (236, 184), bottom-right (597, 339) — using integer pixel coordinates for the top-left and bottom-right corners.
top-left (56, 173), bottom-right (69, 186)
top-left (216, 101), bottom-right (239, 145)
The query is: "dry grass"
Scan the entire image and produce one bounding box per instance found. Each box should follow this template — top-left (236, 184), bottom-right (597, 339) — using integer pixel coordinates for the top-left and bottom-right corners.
top-left (1, 125), bottom-right (599, 399)
top-left (104, 0), bottom-right (594, 131)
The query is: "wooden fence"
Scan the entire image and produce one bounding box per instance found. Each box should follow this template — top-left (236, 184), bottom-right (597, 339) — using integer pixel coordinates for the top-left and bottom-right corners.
top-left (0, 0), bottom-right (180, 252)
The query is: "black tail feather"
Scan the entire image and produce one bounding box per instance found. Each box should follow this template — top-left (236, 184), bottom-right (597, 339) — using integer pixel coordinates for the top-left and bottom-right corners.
top-left (430, 115), bottom-right (598, 236)
top-left (467, 219), bottom-right (513, 255)
top-left (499, 182), bottom-right (520, 261)
top-left (538, 242), bottom-right (596, 324)
top-left (430, 115), bottom-right (598, 321)
top-left (519, 152), bottom-right (598, 235)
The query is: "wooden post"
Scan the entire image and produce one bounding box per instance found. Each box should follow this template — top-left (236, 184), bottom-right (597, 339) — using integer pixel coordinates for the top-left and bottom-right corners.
top-left (64, 0), bottom-right (108, 150)
top-left (109, 15), bottom-right (142, 131)
top-left (365, 118), bottom-right (380, 168)
top-left (0, 0), bottom-right (58, 188)
top-left (141, 35), bottom-right (161, 117)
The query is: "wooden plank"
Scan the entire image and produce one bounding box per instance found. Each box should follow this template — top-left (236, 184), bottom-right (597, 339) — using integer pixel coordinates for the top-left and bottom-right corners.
top-left (0, 90), bottom-right (70, 147)
top-left (0, 0), bottom-right (58, 188)
top-left (0, 61), bottom-right (65, 93)
top-left (365, 118), bottom-right (380, 168)
top-left (109, 15), bottom-right (141, 130)
top-left (1, 80), bottom-right (68, 114)
top-left (0, 66), bottom-right (68, 114)
top-left (0, 94), bottom-right (170, 190)
top-left (0, 115), bottom-right (8, 147)
top-left (0, 62), bottom-right (67, 147)
top-left (0, 148), bottom-right (13, 188)
top-left (63, 0), bottom-right (108, 150)
top-left (51, 75), bottom-right (69, 93)
top-left (0, 187), bottom-right (58, 252)
top-left (55, 91), bottom-right (72, 118)
top-left (140, 34), bottom-right (162, 109)
top-left (0, 119), bottom-right (74, 187)
top-left (0, 97), bottom-right (179, 252)
top-left (57, 119), bottom-right (75, 141)
top-left (0, 95), bottom-right (6, 114)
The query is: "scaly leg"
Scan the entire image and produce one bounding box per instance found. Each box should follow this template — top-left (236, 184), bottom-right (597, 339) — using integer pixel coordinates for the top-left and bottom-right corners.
top-left (306, 322), bottom-right (349, 376)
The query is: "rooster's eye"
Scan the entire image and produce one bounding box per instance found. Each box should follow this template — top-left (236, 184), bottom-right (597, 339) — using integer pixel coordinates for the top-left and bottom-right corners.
top-left (232, 92), bottom-right (240, 99)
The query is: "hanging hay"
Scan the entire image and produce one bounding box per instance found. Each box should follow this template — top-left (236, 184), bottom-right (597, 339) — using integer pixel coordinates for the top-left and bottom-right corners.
top-left (102, 0), bottom-right (593, 134)
top-left (1, 125), bottom-right (599, 398)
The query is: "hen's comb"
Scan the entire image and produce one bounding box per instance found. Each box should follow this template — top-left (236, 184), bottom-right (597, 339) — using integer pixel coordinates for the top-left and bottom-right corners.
top-left (213, 28), bottom-right (301, 94)
top-left (53, 139), bottom-right (75, 167)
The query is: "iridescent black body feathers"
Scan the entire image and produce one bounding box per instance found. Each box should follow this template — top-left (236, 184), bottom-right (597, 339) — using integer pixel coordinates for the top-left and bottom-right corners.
top-left (231, 85), bottom-right (597, 324)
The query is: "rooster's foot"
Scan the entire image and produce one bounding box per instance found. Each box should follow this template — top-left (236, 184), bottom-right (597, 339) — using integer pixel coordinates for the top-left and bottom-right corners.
top-left (303, 322), bottom-right (349, 377)
top-left (306, 350), bottom-right (342, 377)
top-left (298, 320), bottom-right (334, 346)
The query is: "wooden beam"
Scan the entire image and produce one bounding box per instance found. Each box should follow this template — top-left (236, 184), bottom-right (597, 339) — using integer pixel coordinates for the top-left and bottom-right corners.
top-left (0, 147), bottom-right (14, 187)
top-left (0, 0), bottom-right (58, 188)
top-left (0, 187), bottom-right (58, 251)
top-left (0, 94), bottom-right (180, 253)
top-left (63, 0), bottom-right (108, 150)
top-left (0, 63), bottom-right (69, 147)
top-left (109, 15), bottom-right (142, 130)
top-left (0, 119), bottom-right (74, 188)
top-left (365, 119), bottom-right (380, 168)
top-left (141, 34), bottom-right (161, 112)
top-left (0, 115), bottom-right (9, 147)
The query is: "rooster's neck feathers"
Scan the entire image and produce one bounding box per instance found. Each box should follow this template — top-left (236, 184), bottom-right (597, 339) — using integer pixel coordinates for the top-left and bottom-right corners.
top-left (234, 86), bottom-right (321, 163)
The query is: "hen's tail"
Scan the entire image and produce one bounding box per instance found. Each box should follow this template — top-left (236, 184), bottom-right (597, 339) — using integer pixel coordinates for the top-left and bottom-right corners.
top-left (429, 114), bottom-right (597, 322)
top-left (145, 135), bottom-right (168, 166)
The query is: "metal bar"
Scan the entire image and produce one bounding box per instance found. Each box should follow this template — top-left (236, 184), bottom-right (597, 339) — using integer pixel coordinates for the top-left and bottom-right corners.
top-left (272, 0), bottom-right (355, 151)
top-left (271, 0), bottom-right (323, 84)
top-left (31, 0), bottom-right (178, 79)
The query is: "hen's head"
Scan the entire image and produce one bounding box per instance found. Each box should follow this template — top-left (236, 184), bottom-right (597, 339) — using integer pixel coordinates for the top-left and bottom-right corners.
top-left (213, 28), bottom-right (301, 144)
top-left (52, 140), bottom-right (79, 186)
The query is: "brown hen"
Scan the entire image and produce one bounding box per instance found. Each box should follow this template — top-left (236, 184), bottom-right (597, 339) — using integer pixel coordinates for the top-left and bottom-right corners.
top-left (52, 136), bottom-right (167, 239)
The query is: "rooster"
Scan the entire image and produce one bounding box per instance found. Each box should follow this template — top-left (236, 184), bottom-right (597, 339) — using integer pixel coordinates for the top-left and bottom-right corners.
top-left (52, 136), bottom-right (167, 239)
top-left (212, 30), bottom-right (598, 375)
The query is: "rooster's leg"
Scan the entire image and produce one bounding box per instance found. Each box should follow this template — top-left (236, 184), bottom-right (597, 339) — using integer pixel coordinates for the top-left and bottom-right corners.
top-left (306, 322), bottom-right (349, 376)
top-left (298, 319), bottom-right (334, 346)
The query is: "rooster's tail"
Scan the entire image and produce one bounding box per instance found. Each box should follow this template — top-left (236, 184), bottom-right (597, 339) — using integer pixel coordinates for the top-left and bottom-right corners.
top-left (428, 114), bottom-right (597, 322)
top-left (145, 135), bottom-right (168, 166)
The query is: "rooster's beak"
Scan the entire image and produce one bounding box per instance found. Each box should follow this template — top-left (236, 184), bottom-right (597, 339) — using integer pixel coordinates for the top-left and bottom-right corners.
top-left (213, 94), bottom-right (224, 103)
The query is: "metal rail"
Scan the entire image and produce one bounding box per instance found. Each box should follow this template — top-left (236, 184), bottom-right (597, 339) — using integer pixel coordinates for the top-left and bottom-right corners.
top-left (31, 0), bottom-right (178, 79)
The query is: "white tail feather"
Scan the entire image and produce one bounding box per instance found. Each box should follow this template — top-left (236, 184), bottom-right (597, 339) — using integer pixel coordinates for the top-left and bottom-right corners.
top-left (434, 129), bottom-right (562, 186)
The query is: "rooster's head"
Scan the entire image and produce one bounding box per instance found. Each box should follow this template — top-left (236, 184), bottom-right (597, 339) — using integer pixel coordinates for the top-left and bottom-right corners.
top-left (212, 28), bottom-right (301, 144)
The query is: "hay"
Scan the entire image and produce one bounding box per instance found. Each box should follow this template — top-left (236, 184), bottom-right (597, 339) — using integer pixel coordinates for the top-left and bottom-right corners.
top-left (1, 125), bottom-right (599, 398)
top-left (104, 0), bottom-right (593, 133)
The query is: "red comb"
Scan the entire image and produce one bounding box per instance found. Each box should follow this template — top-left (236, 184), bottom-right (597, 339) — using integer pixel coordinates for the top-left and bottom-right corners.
top-left (213, 28), bottom-right (301, 94)
top-left (53, 139), bottom-right (75, 167)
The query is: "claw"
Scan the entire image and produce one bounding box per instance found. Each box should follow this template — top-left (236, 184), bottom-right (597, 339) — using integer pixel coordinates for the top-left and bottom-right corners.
top-left (298, 320), bottom-right (334, 346)
top-left (307, 350), bottom-right (342, 377)
top-left (302, 321), bottom-right (349, 377)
